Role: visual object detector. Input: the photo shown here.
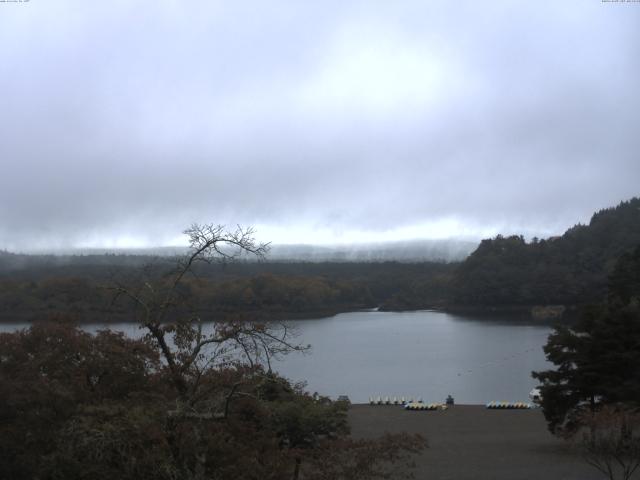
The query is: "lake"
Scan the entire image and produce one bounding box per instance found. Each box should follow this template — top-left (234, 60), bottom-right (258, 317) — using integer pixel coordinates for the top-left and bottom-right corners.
top-left (0, 310), bottom-right (552, 404)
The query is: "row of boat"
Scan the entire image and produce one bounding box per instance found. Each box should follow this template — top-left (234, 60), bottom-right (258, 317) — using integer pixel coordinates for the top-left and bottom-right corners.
top-left (369, 397), bottom-right (534, 409)
top-left (486, 401), bottom-right (532, 409)
top-left (369, 396), bottom-right (422, 405)
top-left (404, 402), bottom-right (447, 411)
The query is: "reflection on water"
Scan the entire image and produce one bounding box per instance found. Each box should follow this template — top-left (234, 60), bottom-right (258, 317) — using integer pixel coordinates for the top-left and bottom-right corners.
top-left (0, 310), bottom-right (552, 404)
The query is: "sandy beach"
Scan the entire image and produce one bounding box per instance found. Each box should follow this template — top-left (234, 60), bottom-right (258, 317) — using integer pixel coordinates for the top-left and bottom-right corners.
top-left (348, 404), bottom-right (615, 480)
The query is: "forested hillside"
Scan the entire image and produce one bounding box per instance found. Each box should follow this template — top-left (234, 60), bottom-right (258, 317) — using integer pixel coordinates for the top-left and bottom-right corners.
top-left (1, 198), bottom-right (638, 320)
top-left (0, 255), bottom-right (453, 321)
top-left (451, 198), bottom-right (640, 307)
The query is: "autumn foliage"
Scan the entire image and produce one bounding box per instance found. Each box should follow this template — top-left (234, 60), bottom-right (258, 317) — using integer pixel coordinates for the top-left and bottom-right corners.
top-left (0, 320), bottom-right (424, 479)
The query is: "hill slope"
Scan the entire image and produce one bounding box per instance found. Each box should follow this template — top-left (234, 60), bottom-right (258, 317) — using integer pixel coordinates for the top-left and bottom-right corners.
top-left (450, 197), bottom-right (640, 307)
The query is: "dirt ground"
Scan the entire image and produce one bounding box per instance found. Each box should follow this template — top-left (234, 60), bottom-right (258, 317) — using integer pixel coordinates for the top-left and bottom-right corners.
top-left (348, 404), bottom-right (622, 480)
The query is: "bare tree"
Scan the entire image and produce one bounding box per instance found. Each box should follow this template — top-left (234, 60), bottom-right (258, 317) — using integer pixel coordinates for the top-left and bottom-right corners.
top-left (576, 406), bottom-right (640, 480)
top-left (111, 224), bottom-right (307, 404)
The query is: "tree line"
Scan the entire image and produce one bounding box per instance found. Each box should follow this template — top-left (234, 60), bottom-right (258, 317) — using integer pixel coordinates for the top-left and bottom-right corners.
top-left (0, 256), bottom-right (454, 321)
top-left (1, 197), bottom-right (639, 321)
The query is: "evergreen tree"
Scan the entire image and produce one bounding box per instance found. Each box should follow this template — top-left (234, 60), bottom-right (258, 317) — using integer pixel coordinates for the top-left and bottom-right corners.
top-left (454, 197), bottom-right (640, 307)
top-left (532, 245), bottom-right (640, 434)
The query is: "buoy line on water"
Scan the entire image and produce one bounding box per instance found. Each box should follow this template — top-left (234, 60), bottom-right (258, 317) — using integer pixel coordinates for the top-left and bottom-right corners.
top-left (400, 346), bottom-right (542, 399)
top-left (454, 347), bottom-right (539, 378)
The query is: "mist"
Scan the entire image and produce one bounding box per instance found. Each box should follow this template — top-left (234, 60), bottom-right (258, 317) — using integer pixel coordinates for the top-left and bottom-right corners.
top-left (1, 1), bottom-right (638, 250)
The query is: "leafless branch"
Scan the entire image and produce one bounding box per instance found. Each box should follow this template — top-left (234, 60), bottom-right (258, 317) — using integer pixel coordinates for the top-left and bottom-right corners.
top-left (107, 223), bottom-right (306, 408)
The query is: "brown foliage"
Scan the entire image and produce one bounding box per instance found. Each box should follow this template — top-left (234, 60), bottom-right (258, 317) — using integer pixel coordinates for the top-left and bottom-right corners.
top-left (576, 406), bottom-right (640, 480)
top-left (0, 320), bottom-right (161, 479)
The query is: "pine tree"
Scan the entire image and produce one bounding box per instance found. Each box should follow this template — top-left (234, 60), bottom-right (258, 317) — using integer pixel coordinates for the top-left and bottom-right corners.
top-left (532, 245), bottom-right (640, 434)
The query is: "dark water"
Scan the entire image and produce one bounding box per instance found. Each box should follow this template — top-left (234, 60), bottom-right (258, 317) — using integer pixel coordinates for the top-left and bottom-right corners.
top-left (0, 310), bottom-right (552, 404)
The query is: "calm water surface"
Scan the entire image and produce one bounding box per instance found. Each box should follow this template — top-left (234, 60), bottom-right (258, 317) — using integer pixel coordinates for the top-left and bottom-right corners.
top-left (1, 310), bottom-right (552, 404)
top-left (277, 310), bottom-right (552, 404)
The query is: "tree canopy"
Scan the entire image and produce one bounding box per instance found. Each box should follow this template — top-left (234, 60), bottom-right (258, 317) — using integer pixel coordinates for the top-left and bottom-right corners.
top-left (453, 197), bottom-right (640, 307)
top-left (532, 245), bottom-right (640, 434)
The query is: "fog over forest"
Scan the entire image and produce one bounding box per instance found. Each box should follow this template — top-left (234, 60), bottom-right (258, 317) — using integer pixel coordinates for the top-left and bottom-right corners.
top-left (12, 239), bottom-right (476, 263)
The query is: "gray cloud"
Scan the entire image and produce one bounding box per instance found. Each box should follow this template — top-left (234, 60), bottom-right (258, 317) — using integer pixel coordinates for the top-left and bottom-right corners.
top-left (0, 0), bottom-right (638, 250)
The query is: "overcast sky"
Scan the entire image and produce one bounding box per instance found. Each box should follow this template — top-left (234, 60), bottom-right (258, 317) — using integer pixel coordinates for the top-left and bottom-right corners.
top-left (1, 1), bottom-right (638, 251)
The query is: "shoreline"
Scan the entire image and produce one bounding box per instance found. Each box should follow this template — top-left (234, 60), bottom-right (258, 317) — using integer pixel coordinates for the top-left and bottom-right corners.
top-left (383, 304), bottom-right (582, 322)
top-left (0, 303), bottom-right (580, 324)
top-left (0, 305), bottom-right (372, 324)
